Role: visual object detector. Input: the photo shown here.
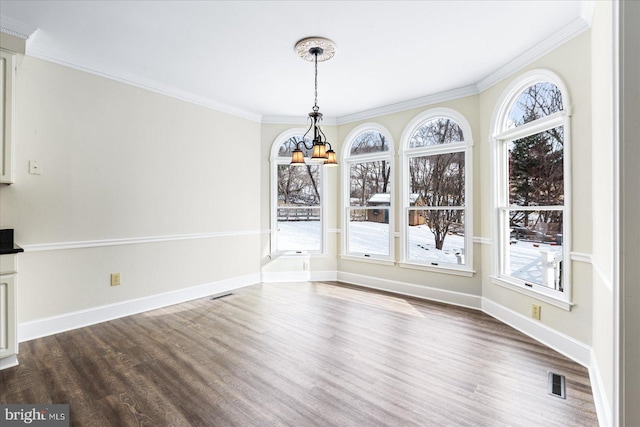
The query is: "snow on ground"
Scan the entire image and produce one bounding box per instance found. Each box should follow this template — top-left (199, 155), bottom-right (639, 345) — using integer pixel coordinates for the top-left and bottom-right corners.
top-left (348, 221), bottom-right (390, 255)
top-left (277, 220), bottom-right (562, 287)
top-left (407, 225), bottom-right (466, 265)
top-left (507, 239), bottom-right (562, 285)
top-left (277, 220), bottom-right (321, 251)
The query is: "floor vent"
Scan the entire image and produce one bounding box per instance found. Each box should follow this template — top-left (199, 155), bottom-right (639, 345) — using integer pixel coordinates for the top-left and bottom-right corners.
top-left (548, 372), bottom-right (566, 399)
top-left (210, 293), bottom-right (233, 301)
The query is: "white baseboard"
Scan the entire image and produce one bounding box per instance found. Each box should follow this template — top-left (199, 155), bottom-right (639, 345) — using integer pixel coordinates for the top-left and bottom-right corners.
top-left (261, 270), bottom-right (338, 283)
top-left (18, 273), bottom-right (260, 342)
top-left (589, 350), bottom-right (612, 427)
top-left (261, 271), bottom-right (311, 283)
top-left (337, 271), bottom-right (482, 310)
top-left (0, 355), bottom-right (19, 370)
top-left (481, 297), bottom-right (591, 367)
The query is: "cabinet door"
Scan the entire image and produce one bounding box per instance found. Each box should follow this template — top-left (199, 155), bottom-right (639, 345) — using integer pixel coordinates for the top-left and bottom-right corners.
top-left (0, 274), bottom-right (17, 358)
top-left (0, 49), bottom-right (16, 184)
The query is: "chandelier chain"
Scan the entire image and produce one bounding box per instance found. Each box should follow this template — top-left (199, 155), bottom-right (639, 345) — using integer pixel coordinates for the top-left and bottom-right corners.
top-left (313, 52), bottom-right (319, 111)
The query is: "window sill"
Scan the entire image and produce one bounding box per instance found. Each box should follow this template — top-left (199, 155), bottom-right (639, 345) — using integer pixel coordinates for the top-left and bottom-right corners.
top-left (490, 276), bottom-right (573, 311)
top-left (340, 254), bottom-right (395, 267)
top-left (398, 262), bottom-right (475, 277)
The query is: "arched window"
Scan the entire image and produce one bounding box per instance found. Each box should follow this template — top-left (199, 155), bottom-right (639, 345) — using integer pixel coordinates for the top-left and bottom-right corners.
top-left (400, 108), bottom-right (473, 274)
top-left (491, 70), bottom-right (571, 306)
top-left (270, 129), bottom-right (324, 254)
top-left (342, 125), bottom-right (394, 261)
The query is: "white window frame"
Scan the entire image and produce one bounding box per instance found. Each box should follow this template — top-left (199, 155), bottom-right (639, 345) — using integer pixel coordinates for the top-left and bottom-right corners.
top-left (490, 69), bottom-right (573, 310)
top-left (399, 108), bottom-right (474, 276)
top-left (341, 123), bottom-right (395, 265)
top-left (270, 128), bottom-right (327, 256)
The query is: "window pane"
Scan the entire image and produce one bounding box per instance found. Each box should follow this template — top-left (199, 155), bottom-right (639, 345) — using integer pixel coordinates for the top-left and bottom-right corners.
top-left (277, 207), bottom-right (321, 251)
top-left (407, 209), bottom-right (465, 265)
top-left (508, 126), bottom-right (564, 206)
top-left (409, 152), bottom-right (465, 206)
top-left (278, 136), bottom-right (313, 157)
top-left (277, 164), bottom-right (320, 206)
top-left (409, 118), bottom-right (464, 148)
top-left (347, 208), bottom-right (390, 256)
top-left (507, 82), bottom-right (563, 128)
top-left (506, 210), bottom-right (563, 290)
top-left (350, 131), bottom-right (389, 155)
top-left (349, 161), bottom-right (392, 207)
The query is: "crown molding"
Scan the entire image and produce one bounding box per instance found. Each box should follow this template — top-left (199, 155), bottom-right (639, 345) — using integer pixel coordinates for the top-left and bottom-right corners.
top-left (475, 17), bottom-right (591, 92)
top-left (6, 11), bottom-right (592, 126)
top-left (25, 42), bottom-right (263, 123)
top-left (335, 85), bottom-right (479, 125)
top-left (580, 1), bottom-right (597, 26)
top-left (0, 15), bottom-right (38, 39)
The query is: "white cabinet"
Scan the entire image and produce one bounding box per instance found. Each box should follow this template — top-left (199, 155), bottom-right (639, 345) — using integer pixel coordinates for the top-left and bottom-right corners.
top-left (0, 253), bottom-right (18, 369)
top-left (0, 49), bottom-right (16, 184)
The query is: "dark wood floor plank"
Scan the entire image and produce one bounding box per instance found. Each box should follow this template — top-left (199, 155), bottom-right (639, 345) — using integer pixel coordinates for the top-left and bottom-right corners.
top-left (0, 281), bottom-right (598, 426)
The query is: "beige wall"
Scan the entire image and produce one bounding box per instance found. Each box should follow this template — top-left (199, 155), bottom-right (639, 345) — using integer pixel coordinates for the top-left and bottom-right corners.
top-left (0, 56), bottom-right (262, 323)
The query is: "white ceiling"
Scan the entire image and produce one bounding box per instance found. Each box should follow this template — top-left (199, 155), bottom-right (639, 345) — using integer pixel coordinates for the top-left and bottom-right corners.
top-left (0, 1), bottom-right (592, 122)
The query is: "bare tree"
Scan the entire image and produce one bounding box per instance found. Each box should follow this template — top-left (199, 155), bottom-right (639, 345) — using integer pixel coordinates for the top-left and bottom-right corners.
top-left (409, 118), bottom-right (465, 250)
top-left (349, 132), bottom-right (391, 206)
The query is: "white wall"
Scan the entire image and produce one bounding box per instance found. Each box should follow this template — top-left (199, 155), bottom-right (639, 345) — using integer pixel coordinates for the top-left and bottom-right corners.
top-left (590, 1), bottom-right (616, 423)
top-left (0, 56), bottom-right (262, 326)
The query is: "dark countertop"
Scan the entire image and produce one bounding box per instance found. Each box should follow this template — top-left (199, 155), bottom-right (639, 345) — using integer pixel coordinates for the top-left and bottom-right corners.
top-left (0, 244), bottom-right (24, 255)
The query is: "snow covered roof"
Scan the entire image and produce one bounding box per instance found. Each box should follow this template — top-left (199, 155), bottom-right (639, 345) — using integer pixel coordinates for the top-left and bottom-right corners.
top-left (409, 193), bottom-right (422, 204)
top-left (367, 193), bottom-right (391, 204)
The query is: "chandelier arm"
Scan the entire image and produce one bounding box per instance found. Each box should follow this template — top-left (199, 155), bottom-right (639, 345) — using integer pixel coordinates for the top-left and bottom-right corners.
top-left (296, 138), bottom-right (314, 151)
top-left (298, 118), bottom-right (314, 150)
top-left (317, 124), bottom-right (328, 144)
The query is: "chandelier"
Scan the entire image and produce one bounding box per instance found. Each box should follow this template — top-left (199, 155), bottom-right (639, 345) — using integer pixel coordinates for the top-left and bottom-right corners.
top-left (290, 37), bottom-right (338, 167)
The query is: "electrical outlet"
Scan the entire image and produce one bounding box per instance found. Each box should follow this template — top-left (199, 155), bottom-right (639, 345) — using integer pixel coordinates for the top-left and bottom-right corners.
top-left (532, 304), bottom-right (541, 320)
top-left (303, 261), bottom-right (308, 270)
top-left (110, 273), bottom-right (121, 286)
top-left (29, 160), bottom-right (42, 175)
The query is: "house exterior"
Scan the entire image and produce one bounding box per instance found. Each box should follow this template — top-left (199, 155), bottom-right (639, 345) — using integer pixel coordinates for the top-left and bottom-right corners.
top-left (365, 193), bottom-right (426, 226)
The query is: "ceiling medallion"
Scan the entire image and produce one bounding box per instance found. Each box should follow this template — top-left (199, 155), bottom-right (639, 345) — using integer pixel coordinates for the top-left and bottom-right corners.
top-left (294, 37), bottom-right (337, 62)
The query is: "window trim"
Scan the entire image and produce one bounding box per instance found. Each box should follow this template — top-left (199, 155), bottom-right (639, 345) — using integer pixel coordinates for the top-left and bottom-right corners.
top-left (341, 123), bottom-right (395, 262)
top-left (399, 107), bottom-right (474, 274)
top-left (489, 69), bottom-right (573, 309)
top-left (270, 128), bottom-right (327, 256)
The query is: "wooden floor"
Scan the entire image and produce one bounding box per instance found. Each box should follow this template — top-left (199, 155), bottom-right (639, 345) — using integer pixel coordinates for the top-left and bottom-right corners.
top-left (1, 282), bottom-right (598, 426)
